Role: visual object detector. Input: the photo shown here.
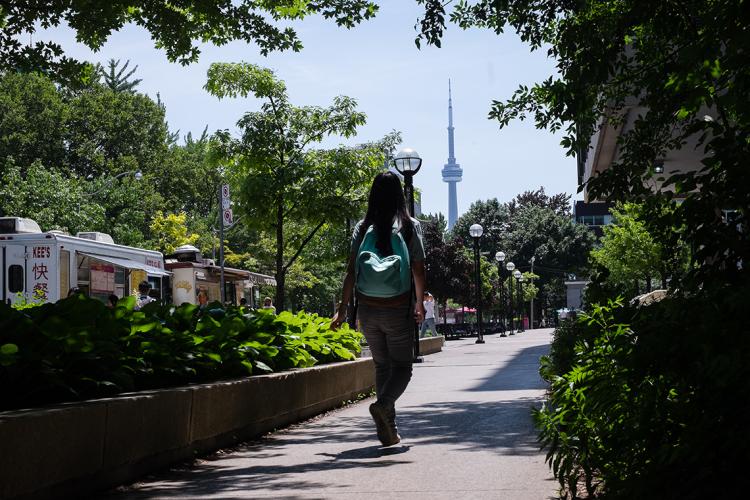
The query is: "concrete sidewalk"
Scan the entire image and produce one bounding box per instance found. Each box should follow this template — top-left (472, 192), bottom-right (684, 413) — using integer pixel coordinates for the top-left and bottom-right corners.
top-left (106, 329), bottom-right (557, 499)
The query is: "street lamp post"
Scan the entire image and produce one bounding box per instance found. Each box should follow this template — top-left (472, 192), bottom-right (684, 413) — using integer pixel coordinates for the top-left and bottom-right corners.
top-left (506, 261), bottom-right (515, 334)
top-left (530, 256), bottom-right (536, 330)
top-left (469, 223), bottom-right (485, 344)
top-left (495, 251), bottom-right (506, 337)
top-left (82, 169), bottom-right (143, 198)
top-left (392, 148), bottom-right (424, 361)
top-left (80, 169), bottom-right (143, 221)
top-left (514, 270), bottom-right (523, 332)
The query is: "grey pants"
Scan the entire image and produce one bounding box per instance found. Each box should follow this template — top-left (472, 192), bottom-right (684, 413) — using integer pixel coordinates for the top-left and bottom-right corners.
top-left (419, 317), bottom-right (436, 338)
top-left (358, 302), bottom-right (413, 407)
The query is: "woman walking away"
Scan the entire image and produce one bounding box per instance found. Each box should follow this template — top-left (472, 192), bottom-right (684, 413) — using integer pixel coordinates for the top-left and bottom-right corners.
top-left (331, 172), bottom-right (426, 447)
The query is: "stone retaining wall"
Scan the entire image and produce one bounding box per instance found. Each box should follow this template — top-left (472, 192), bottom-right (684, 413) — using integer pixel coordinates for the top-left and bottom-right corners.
top-left (419, 335), bottom-right (445, 355)
top-left (0, 358), bottom-right (375, 500)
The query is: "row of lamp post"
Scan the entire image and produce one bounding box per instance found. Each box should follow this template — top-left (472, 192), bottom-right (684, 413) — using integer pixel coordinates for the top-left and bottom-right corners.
top-left (469, 224), bottom-right (528, 339)
top-left (389, 146), bottom-right (530, 348)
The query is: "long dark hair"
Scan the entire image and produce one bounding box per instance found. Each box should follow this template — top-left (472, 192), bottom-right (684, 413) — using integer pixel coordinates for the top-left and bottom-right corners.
top-left (362, 171), bottom-right (412, 256)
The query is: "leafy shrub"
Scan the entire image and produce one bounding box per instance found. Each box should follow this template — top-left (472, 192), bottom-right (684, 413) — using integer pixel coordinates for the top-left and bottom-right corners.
top-left (0, 295), bottom-right (363, 411)
top-left (535, 286), bottom-right (750, 499)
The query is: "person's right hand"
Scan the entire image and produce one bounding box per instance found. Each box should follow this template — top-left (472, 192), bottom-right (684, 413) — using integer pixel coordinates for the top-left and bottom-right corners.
top-left (330, 306), bottom-right (346, 331)
top-left (330, 312), bottom-right (342, 331)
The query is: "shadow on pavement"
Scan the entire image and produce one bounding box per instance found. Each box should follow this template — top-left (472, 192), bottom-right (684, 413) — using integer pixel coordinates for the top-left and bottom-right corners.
top-left (105, 417), bottom-right (412, 498)
top-left (468, 343), bottom-right (550, 392)
top-left (397, 398), bottom-right (544, 457)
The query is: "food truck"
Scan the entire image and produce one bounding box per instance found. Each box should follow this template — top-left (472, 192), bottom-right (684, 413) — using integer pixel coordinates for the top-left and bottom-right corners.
top-left (0, 217), bottom-right (169, 306)
top-left (165, 245), bottom-right (276, 307)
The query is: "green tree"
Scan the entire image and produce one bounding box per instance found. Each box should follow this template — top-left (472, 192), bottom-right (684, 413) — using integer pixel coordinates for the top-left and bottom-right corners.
top-left (1, 1), bottom-right (378, 83)
top-left (0, 72), bottom-right (67, 174)
top-left (205, 62), bottom-right (398, 309)
top-left (421, 213), bottom-right (473, 322)
top-left (0, 159), bottom-right (103, 234)
top-left (590, 203), bottom-right (685, 298)
top-left (450, 198), bottom-right (510, 256)
top-left (149, 211), bottom-right (200, 254)
top-left (154, 127), bottom-right (220, 217)
top-left (65, 85), bottom-right (169, 178)
top-left (452, 198), bottom-right (594, 313)
top-left (96, 59), bottom-right (142, 93)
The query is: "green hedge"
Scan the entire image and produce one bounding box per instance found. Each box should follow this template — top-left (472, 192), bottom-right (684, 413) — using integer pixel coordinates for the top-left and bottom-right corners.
top-left (0, 295), bottom-right (363, 412)
top-left (535, 286), bottom-right (750, 499)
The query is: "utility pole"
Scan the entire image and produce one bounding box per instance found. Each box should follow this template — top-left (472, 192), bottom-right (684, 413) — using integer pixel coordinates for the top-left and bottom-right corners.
top-left (530, 256), bottom-right (535, 330)
top-left (219, 183), bottom-right (232, 304)
top-left (218, 185), bottom-right (225, 303)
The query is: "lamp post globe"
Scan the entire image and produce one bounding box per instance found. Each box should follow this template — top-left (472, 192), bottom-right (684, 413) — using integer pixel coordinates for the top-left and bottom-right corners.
top-left (134, 169), bottom-right (143, 181)
top-left (495, 251), bottom-right (506, 263)
top-left (513, 269), bottom-right (522, 280)
top-left (506, 261), bottom-right (515, 272)
top-left (392, 148), bottom-right (423, 175)
top-left (469, 223), bottom-right (484, 238)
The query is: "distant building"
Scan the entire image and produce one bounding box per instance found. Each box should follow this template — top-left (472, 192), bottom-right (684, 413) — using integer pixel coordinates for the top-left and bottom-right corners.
top-left (573, 200), bottom-right (614, 238)
top-left (442, 80), bottom-right (463, 230)
top-left (564, 280), bottom-right (588, 310)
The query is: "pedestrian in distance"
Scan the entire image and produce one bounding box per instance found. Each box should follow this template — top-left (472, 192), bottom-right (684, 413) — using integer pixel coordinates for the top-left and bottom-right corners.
top-left (262, 296), bottom-right (276, 314)
top-left (331, 171), bottom-right (426, 447)
top-left (135, 281), bottom-right (155, 310)
top-left (197, 288), bottom-right (208, 309)
top-left (419, 291), bottom-right (436, 338)
top-left (107, 294), bottom-right (119, 309)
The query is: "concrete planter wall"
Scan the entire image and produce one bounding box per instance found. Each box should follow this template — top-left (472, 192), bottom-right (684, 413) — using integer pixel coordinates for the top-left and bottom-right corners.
top-left (419, 335), bottom-right (444, 355)
top-left (0, 358), bottom-right (375, 500)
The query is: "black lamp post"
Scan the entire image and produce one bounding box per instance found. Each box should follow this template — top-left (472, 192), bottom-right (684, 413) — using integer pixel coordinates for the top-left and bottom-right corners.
top-left (514, 269), bottom-right (523, 332)
top-left (506, 261), bottom-right (515, 334)
top-left (469, 223), bottom-right (485, 344)
top-left (495, 251), bottom-right (507, 337)
top-left (392, 148), bottom-right (423, 361)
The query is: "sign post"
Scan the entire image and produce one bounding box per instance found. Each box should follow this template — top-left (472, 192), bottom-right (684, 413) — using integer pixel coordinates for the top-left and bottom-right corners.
top-left (219, 183), bottom-right (231, 304)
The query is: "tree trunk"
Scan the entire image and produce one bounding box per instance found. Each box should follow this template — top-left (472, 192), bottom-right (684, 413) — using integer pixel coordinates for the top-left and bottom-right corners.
top-left (275, 198), bottom-right (285, 310)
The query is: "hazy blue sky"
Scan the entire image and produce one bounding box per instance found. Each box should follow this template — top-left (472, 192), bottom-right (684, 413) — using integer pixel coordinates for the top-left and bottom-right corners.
top-left (44, 3), bottom-right (580, 218)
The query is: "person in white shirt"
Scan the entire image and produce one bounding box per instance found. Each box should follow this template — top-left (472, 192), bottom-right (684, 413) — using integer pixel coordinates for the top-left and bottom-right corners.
top-left (419, 291), bottom-right (436, 338)
top-left (135, 281), bottom-right (156, 310)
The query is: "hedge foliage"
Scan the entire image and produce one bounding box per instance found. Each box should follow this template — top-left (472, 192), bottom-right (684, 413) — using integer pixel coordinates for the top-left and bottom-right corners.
top-left (0, 295), bottom-right (363, 411)
top-left (536, 285), bottom-right (750, 499)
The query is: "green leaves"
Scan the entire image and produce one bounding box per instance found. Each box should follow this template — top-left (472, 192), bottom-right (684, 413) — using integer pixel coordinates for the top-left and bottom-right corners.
top-left (1, 1), bottom-right (378, 83)
top-left (0, 295), bottom-right (364, 411)
top-left (205, 63), bottom-right (287, 100)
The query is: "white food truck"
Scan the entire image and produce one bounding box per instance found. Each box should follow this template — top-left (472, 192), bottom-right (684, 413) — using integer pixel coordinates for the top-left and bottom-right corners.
top-left (0, 217), bottom-right (169, 306)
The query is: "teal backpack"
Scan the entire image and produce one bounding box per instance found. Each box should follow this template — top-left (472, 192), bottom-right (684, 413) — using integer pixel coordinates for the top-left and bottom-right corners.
top-left (355, 224), bottom-right (412, 298)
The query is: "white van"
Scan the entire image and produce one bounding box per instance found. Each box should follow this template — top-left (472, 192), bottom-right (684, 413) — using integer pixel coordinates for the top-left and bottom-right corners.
top-left (0, 217), bottom-right (169, 306)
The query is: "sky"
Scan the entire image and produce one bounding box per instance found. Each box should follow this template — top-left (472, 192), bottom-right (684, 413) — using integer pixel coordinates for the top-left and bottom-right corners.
top-left (42, 3), bottom-right (580, 219)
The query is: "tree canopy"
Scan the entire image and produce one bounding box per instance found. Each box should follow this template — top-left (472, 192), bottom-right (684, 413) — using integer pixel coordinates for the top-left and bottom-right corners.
top-left (206, 62), bottom-right (399, 308)
top-left (1, 1), bottom-right (379, 83)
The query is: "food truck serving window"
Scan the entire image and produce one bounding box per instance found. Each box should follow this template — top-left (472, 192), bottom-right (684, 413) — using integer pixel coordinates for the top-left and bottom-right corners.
top-left (8, 264), bottom-right (24, 293)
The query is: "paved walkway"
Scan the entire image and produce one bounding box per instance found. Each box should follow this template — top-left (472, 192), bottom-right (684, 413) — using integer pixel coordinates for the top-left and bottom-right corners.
top-left (106, 329), bottom-right (557, 499)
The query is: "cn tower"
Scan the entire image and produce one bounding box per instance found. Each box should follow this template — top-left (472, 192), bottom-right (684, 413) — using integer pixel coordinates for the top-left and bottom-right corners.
top-left (442, 80), bottom-right (463, 230)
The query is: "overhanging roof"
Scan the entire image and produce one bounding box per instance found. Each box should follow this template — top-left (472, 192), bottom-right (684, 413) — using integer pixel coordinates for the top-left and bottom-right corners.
top-left (81, 253), bottom-right (170, 277)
